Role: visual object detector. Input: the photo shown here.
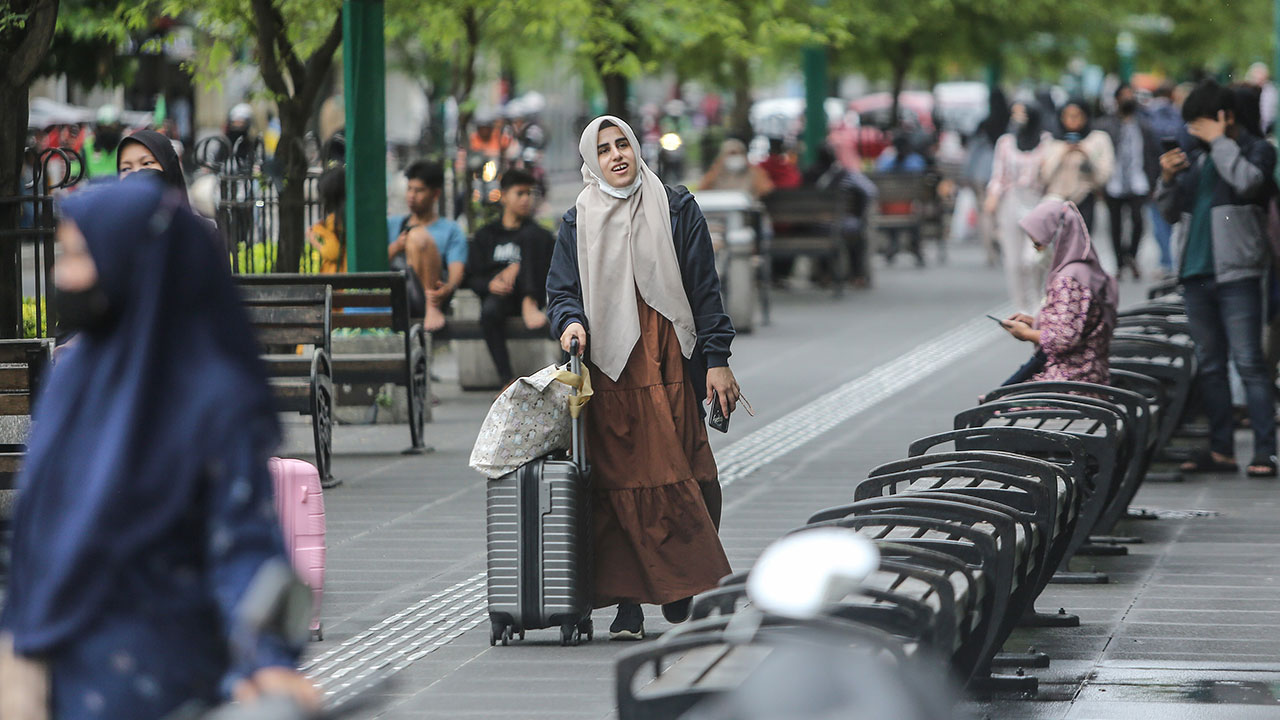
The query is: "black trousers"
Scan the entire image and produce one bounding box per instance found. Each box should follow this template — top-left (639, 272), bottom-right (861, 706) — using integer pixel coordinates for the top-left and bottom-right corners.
top-left (479, 293), bottom-right (522, 382)
top-left (1105, 193), bottom-right (1146, 268)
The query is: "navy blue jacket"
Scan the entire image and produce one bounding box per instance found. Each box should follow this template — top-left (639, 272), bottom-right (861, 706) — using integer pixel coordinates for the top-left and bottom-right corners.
top-left (546, 185), bottom-right (734, 413)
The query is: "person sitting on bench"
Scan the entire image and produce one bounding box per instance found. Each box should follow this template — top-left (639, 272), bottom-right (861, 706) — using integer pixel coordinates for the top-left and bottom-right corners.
top-left (387, 160), bottom-right (468, 331)
top-left (464, 169), bottom-right (555, 384)
top-left (997, 199), bottom-right (1117, 386)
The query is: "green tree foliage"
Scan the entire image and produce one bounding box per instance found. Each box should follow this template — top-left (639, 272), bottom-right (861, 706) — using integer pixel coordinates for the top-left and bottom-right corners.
top-left (161, 0), bottom-right (343, 272)
top-left (384, 0), bottom-right (566, 145)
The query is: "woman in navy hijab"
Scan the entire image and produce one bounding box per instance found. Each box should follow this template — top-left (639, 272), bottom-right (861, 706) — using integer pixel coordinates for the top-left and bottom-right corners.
top-left (0, 176), bottom-right (317, 717)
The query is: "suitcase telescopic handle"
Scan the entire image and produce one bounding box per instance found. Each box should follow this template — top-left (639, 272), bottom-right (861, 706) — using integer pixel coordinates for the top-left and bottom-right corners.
top-left (569, 338), bottom-right (585, 471)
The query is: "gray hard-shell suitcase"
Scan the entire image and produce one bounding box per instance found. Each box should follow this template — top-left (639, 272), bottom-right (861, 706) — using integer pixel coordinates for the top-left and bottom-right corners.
top-left (486, 343), bottom-right (594, 646)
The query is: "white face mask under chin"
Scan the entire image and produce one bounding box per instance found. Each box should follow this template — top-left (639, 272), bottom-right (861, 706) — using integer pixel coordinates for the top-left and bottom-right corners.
top-left (596, 172), bottom-right (642, 199)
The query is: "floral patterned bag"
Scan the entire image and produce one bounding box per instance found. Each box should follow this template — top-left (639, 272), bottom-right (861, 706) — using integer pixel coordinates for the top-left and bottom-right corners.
top-left (469, 362), bottom-right (593, 478)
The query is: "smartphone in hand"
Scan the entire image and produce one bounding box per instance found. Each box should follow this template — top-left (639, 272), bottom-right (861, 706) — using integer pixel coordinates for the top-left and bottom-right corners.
top-left (709, 390), bottom-right (729, 433)
top-left (985, 314), bottom-right (1010, 327)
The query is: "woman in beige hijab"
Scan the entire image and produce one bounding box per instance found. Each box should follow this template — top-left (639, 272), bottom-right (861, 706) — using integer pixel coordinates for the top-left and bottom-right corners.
top-left (546, 116), bottom-right (740, 639)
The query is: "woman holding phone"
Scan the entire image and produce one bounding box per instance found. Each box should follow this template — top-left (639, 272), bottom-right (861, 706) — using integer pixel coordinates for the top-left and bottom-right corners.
top-left (545, 116), bottom-right (737, 640)
top-left (1040, 99), bottom-right (1114, 231)
top-left (996, 198), bottom-right (1117, 386)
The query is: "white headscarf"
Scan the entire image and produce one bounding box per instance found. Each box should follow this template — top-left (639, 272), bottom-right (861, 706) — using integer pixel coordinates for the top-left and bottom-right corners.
top-left (574, 116), bottom-right (697, 381)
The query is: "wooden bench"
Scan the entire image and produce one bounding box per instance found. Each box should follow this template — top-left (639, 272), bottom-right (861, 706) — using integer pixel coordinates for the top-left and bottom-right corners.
top-left (760, 188), bottom-right (850, 296)
top-left (866, 171), bottom-right (933, 262)
top-left (238, 285), bottom-right (336, 486)
top-left (238, 272), bottom-right (430, 454)
top-left (0, 339), bottom-right (53, 492)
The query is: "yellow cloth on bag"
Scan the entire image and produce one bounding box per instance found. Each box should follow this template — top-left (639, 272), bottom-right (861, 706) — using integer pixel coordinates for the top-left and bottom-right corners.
top-left (552, 364), bottom-right (593, 418)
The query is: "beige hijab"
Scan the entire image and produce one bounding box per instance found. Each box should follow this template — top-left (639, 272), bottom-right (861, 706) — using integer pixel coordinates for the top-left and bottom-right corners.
top-left (575, 115), bottom-right (697, 381)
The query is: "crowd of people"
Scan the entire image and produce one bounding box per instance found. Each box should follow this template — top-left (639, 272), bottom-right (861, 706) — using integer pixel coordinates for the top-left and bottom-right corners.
top-left (10, 62), bottom-right (1280, 718)
top-left (962, 74), bottom-right (1277, 314)
top-left (981, 75), bottom-right (1280, 477)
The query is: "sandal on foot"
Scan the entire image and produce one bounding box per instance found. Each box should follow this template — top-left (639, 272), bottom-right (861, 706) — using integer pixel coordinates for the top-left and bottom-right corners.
top-left (1180, 450), bottom-right (1238, 474)
top-left (1247, 458), bottom-right (1278, 478)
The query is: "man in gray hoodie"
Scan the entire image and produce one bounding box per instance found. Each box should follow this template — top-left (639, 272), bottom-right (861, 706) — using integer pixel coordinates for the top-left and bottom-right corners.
top-left (1157, 79), bottom-right (1278, 476)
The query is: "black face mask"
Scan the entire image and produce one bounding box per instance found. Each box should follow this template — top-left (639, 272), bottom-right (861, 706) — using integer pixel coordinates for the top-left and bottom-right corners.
top-left (57, 286), bottom-right (112, 335)
top-left (1119, 99), bottom-right (1138, 115)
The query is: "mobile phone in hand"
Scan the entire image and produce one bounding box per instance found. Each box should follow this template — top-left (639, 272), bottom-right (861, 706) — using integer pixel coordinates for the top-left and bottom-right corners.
top-left (985, 314), bottom-right (1010, 327)
top-left (709, 390), bottom-right (730, 433)
top-left (1160, 137), bottom-right (1180, 154)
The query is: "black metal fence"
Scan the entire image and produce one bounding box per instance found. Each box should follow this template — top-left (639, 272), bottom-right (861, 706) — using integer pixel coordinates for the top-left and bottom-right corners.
top-left (195, 135), bottom-right (332, 275)
top-left (0, 147), bottom-right (85, 339)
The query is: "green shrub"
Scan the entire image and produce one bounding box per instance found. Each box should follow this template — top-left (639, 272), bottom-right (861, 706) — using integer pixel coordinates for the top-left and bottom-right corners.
top-left (232, 242), bottom-right (321, 274)
top-left (21, 297), bottom-right (41, 338)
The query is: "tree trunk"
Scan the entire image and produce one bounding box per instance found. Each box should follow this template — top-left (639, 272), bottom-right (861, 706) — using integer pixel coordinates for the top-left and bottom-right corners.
top-left (602, 71), bottom-right (629, 123)
top-left (0, 84), bottom-right (27, 338)
top-left (274, 106), bottom-right (308, 273)
top-left (729, 56), bottom-right (753, 140)
top-left (1, 0), bottom-right (60, 337)
top-left (889, 43), bottom-right (912, 131)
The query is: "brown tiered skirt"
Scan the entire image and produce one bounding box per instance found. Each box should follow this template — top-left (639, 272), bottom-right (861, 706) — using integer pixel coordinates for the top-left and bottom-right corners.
top-left (586, 296), bottom-right (732, 607)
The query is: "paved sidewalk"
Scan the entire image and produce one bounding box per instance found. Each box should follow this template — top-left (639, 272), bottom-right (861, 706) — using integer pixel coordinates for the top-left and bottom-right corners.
top-left (280, 242), bottom-right (1249, 719)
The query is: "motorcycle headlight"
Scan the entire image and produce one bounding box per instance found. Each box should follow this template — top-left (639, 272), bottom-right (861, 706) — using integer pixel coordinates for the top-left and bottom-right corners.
top-left (482, 160), bottom-right (498, 182)
top-left (660, 132), bottom-right (683, 152)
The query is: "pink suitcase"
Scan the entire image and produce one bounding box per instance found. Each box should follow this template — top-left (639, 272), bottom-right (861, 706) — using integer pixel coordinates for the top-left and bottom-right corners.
top-left (269, 457), bottom-right (327, 641)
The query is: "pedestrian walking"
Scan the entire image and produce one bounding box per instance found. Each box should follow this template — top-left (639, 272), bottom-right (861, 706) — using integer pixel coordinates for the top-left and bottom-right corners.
top-left (966, 88), bottom-right (1010, 266)
top-left (1099, 84), bottom-right (1161, 279)
top-left (985, 100), bottom-right (1053, 313)
top-left (0, 176), bottom-right (318, 718)
top-left (1144, 84), bottom-right (1188, 275)
top-left (1041, 99), bottom-right (1114, 230)
top-left (997, 199), bottom-right (1117, 386)
top-left (546, 115), bottom-right (737, 639)
top-left (1157, 79), bottom-right (1279, 477)
top-left (117, 129), bottom-right (190, 206)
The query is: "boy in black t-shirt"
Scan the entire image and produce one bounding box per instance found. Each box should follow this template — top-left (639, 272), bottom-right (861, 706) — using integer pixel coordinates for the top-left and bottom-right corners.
top-left (464, 169), bottom-right (556, 383)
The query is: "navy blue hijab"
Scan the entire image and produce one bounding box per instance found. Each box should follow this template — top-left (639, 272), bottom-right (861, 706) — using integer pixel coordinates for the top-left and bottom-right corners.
top-left (1, 176), bottom-right (279, 653)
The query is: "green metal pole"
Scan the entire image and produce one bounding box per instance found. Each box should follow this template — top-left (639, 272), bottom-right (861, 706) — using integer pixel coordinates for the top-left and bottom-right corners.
top-left (985, 53), bottom-right (1003, 90)
top-left (343, 0), bottom-right (388, 272)
top-left (1117, 32), bottom-right (1136, 85)
top-left (802, 46), bottom-right (828, 169)
top-left (1274, 0), bottom-right (1280, 147)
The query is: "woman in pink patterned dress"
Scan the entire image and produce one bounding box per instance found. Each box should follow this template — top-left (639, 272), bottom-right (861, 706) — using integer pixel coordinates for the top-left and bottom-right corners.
top-left (999, 199), bottom-right (1117, 384)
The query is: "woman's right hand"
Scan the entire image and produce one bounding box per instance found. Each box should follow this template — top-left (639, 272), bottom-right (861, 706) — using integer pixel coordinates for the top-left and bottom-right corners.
top-left (983, 192), bottom-right (1000, 216)
top-left (560, 322), bottom-right (587, 355)
top-left (1007, 312), bottom-right (1035, 326)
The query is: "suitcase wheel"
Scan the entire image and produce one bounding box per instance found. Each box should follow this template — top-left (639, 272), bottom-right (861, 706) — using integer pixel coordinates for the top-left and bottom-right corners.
top-left (578, 617), bottom-right (594, 643)
top-left (311, 623), bottom-right (324, 642)
top-left (491, 620), bottom-right (514, 647)
top-left (560, 621), bottom-right (581, 647)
